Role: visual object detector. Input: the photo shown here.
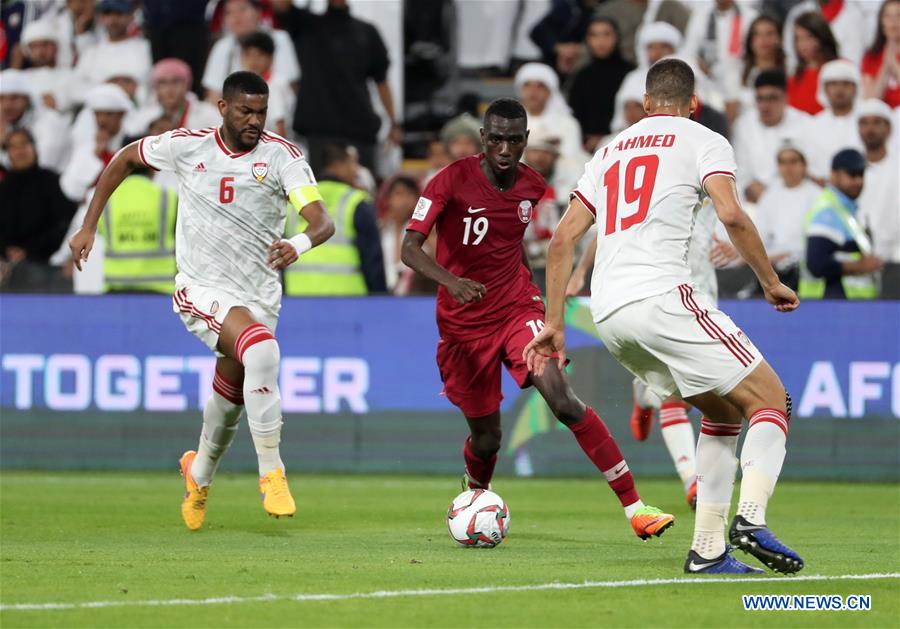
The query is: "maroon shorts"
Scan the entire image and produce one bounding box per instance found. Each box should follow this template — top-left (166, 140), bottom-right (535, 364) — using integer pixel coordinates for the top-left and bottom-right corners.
top-left (436, 300), bottom-right (549, 417)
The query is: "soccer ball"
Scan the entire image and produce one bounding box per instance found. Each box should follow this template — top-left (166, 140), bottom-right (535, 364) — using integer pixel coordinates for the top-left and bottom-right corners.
top-left (446, 489), bottom-right (510, 547)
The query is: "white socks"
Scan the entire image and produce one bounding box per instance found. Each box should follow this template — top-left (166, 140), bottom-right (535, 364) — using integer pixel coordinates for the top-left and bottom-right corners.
top-left (238, 329), bottom-right (285, 477)
top-left (659, 402), bottom-right (696, 490)
top-left (192, 391), bottom-right (243, 487)
top-left (692, 418), bottom-right (741, 559)
top-left (736, 409), bottom-right (789, 525)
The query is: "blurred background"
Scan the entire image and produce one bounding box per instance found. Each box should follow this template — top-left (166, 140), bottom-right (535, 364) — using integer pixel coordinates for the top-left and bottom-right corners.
top-left (0, 0), bottom-right (897, 481)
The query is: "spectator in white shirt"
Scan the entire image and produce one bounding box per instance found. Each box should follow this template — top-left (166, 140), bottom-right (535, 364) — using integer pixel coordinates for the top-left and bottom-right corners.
top-left (42, 0), bottom-right (101, 70)
top-left (73, 0), bottom-right (152, 104)
top-left (807, 59), bottom-right (865, 179)
top-left (19, 19), bottom-right (76, 113)
top-left (239, 31), bottom-right (295, 137)
top-left (856, 98), bottom-right (900, 266)
top-left (754, 142), bottom-right (823, 286)
top-left (733, 69), bottom-right (812, 202)
top-left (126, 59), bottom-right (220, 137)
top-left (514, 62), bottom-right (588, 189)
top-left (611, 22), bottom-right (682, 132)
top-left (682, 0), bottom-right (757, 125)
top-left (0, 70), bottom-right (70, 173)
top-left (61, 84), bottom-right (133, 204)
top-left (202, 0), bottom-right (300, 103)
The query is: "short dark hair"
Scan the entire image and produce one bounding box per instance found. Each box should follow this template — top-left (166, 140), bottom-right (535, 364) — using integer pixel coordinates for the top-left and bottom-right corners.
top-left (222, 71), bottom-right (269, 101)
top-left (483, 98), bottom-right (527, 126)
top-left (645, 58), bottom-right (695, 105)
top-left (239, 31), bottom-right (275, 57)
top-left (321, 141), bottom-right (353, 170)
top-left (754, 69), bottom-right (787, 91)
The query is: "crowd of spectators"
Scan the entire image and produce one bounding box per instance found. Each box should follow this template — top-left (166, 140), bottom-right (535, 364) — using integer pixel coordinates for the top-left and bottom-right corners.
top-left (0, 0), bottom-right (897, 299)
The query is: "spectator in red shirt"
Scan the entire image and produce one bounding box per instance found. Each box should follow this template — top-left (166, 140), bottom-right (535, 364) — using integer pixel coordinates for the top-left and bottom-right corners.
top-left (861, 0), bottom-right (900, 107)
top-left (787, 11), bottom-right (838, 114)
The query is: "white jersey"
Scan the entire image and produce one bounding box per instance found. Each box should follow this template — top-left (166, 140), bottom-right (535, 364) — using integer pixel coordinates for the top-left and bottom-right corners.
top-left (138, 127), bottom-right (317, 314)
top-left (573, 115), bottom-right (736, 322)
top-left (687, 198), bottom-right (718, 303)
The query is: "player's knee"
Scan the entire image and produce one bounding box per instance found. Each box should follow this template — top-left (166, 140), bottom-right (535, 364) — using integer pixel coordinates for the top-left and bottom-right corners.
top-left (240, 337), bottom-right (280, 375)
top-left (548, 392), bottom-right (585, 426)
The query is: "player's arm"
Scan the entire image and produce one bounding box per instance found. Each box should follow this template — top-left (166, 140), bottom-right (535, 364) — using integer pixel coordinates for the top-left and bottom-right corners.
top-left (523, 197), bottom-right (594, 376)
top-left (68, 141), bottom-right (144, 270)
top-left (400, 230), bottom-right (485, 304)
top-left (566, 236), bottom-right (596, 297)
top-left (268, 190), bottom-right (335, 270)
top-left (705, 175), bottom-right (799, 312)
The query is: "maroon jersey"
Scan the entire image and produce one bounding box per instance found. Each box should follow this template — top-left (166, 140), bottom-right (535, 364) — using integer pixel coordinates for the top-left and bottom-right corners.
top-left (406, 154), bottom-right (547, 342)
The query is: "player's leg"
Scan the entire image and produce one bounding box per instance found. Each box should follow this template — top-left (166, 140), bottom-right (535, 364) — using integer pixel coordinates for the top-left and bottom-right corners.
top-left (179, 356), bottom-right (244, 531)
top-left (463, 412), bottom-right (502, 489)
top-left (630, 378), bottom-right (657, 441)
top-left (720, 361), bottom-right (803, 573)
top-left (529, 363), bottom-right (674, 539)
top-left (191, 356), bottom-right (245, 486)
top-left (658, 394), bottom-right (697, 507)
top-left (436, 337), bottom-right (504, 491)
top-left (681, 391), bottom-right (759, 573)
top-left (218, 306), bottom-right (295, 517)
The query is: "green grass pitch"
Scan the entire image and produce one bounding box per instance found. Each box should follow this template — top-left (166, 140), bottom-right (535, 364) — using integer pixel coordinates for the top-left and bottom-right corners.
top-left (1, 472), bottom-right (897, 628)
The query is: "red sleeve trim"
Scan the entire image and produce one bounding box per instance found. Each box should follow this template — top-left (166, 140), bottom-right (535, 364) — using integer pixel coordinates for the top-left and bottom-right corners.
top-left (405, 222), bottom-right (431, 236)
top-left (571, 190), bottom-right (596, 217)
top-left (138, 137), bottom-right (160, 172)
top-left (701, 170), bottom-right (735, 191)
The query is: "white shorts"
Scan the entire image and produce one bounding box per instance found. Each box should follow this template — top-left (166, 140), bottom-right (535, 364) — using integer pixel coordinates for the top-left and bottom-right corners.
top-left (595, 284), bottom-right (762, 399)
top-left (172, 284), bottom-right (278, 357)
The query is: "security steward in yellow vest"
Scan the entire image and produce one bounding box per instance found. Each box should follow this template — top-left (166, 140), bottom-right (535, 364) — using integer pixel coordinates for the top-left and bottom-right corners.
top-left (799, 149), bottom-right (882, 300)
top-left (97, 167), bottom-right (177, 294)
top-left (284, 142), bottom-right (386, 295)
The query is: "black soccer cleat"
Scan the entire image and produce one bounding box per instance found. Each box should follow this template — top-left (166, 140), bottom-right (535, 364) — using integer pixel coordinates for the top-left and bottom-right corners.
top-left (729, 515), bottom-right (804, 574)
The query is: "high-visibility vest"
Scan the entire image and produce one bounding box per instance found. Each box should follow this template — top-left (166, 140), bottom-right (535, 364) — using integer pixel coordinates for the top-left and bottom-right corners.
top-left (98, 175), bottom-right (177, 294)
top-left (284, 179), bottom-right (368, 295)
top-left (798, 187), bottom-right (877, 300)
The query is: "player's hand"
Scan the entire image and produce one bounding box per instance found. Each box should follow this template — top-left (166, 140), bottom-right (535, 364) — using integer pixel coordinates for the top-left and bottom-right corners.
top-left (565, 271), bottom-right (585, 299)
top-left (68, 227), bottom-right (96, 272)
top-left (710, 236), bottom-right (740, 268)
top-left (268, 239), bottom-right (299, 270)
top-left (763, 282), bottom-right (799, 313)
top-left (447, 277), bottom-right (486, 304)
top-left (523, 325), bottom-right (566, 377)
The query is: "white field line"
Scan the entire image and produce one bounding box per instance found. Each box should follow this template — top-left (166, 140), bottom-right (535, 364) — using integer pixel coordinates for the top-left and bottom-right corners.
top-left (1, 573), bottom-right (898, 612)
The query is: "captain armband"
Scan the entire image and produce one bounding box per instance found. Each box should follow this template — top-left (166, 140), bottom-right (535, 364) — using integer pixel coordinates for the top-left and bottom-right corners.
top-left (288, 185), bottom-right (323, 211)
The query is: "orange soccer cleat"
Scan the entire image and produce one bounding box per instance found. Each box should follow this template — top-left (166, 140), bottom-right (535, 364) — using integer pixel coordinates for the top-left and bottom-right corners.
top-left (686, 479), bottom-right (698, 512)
top-left (179, 450), bottom-right (208, 531)
top-left (631, 506), bottom-right (675, 540)
top-left (259, 468), bottom-right (296, 518)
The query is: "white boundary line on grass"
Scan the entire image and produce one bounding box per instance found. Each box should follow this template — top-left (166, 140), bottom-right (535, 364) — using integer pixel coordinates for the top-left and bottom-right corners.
top-left (2, 572), bottom-right (898, 612)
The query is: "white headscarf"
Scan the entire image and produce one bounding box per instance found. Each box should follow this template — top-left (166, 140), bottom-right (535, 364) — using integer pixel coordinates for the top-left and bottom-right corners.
top-left (514, 62), bottom-right (571, 116)
top-left (635, 22), bottom-right (683, 68)
top-left (816, 59), bottom-right (861, 113)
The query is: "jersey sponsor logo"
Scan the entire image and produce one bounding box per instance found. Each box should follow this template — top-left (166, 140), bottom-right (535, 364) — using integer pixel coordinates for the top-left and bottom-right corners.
top-left (193, 162), bottom-right (206, 173)
top-left (412, 196), bottom-right (432, 221)
top-left (252, 162), bottom-right (268, 182)
top-left (467, 206), bottom-right (488, 214)
top-left (518, 200), bottom-right (533, 223)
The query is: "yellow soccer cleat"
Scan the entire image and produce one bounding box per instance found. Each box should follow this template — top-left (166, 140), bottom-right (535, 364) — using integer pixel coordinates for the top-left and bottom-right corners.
top-left (179, 450), bottom-right (208, 531)
top-left (259, 468), bottom-right (296, 518)
top-left (631, 505), bottom-right (675, 540)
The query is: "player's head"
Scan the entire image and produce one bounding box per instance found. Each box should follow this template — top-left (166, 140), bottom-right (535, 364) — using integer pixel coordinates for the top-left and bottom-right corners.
top-left (481, 98), bottom-right (528, 176)
top-left (829, 148), bottom-right (865, 200)
top-left (219, 71), bottom-right (269, 151)
top-left (643, 58), bottom-right (697, 117)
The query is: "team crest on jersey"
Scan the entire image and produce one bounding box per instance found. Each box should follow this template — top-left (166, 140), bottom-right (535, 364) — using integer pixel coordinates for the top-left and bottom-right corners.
top-left (252, 162), bottom-right (268, 182)
top-left (518, 200), bottom-right (533, 223)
